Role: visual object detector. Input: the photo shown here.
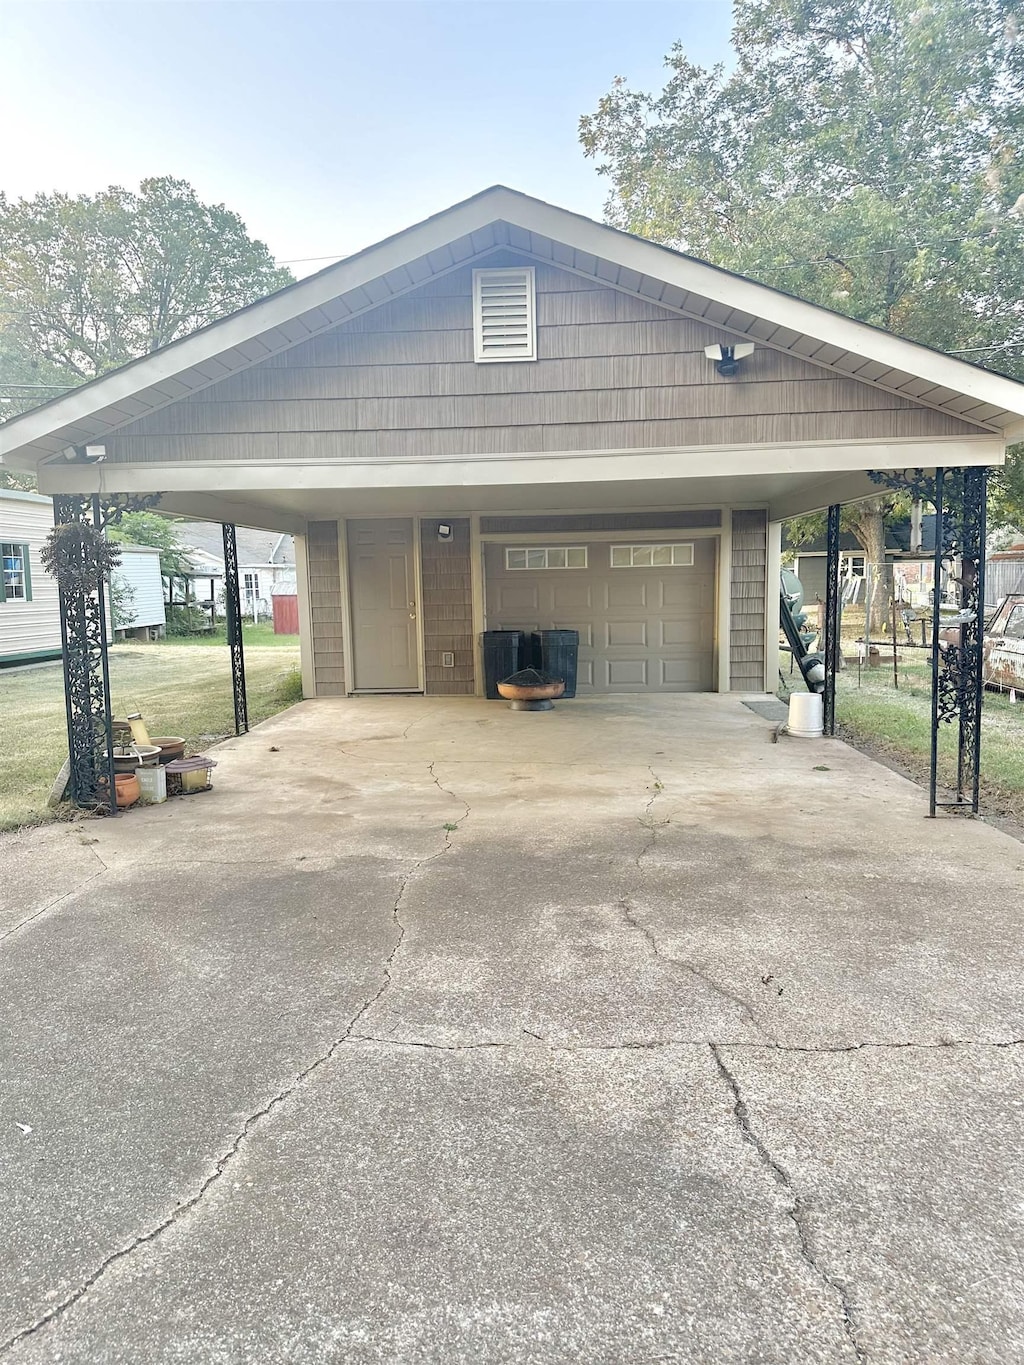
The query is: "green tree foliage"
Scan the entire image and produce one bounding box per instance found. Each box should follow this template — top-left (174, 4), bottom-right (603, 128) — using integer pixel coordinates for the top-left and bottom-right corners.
top-left (0, 176), bottom-right (292, 425)
top-left (107, 512), bottom-right (192, 579)
top-left (580, 0), bottom-right (1024, 534)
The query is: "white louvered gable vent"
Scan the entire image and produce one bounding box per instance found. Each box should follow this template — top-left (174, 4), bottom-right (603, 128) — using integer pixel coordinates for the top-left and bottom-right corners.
top-left (473, 267), bottom-right (536, 362)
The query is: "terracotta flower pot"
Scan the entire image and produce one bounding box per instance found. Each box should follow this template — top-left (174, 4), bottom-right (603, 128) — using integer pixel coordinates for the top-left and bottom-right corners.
top-left (149, 737), bottom-right (186, 765)
top-left (99, 773), bottom-right (141, 808)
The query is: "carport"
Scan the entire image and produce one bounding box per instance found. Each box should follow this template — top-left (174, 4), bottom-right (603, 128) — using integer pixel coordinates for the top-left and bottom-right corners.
top-left (1, 187), bottom-right (1022, 813)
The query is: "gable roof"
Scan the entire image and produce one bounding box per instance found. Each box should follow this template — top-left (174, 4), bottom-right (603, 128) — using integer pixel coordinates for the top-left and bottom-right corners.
top-left (3, 185), bottom-right (1024, 472)
top-left (174, 521), bottom-right (294, 567)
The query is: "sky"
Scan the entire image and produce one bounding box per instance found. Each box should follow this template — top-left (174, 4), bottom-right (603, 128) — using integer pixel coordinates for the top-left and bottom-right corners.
top-left (0, 0), bottom-right (735, 275)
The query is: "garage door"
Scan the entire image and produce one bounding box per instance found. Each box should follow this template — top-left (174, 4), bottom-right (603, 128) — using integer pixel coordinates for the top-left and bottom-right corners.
top-left (484, 537), bottom-right (717, 692)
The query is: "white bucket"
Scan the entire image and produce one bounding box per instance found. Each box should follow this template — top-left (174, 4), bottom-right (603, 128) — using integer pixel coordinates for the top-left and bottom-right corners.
top-left (788, 692), bottom-right (824, 739)
top-left (136, 764), bottom-right (167, 804)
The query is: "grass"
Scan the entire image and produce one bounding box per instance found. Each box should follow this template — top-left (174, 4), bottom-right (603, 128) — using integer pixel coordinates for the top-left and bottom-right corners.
top-left (145, 623), bottom-right (299, 649)
top-left (784, 649), bottom-right (1024, 825)
top-left (0, 641), bottom-right (301, 831)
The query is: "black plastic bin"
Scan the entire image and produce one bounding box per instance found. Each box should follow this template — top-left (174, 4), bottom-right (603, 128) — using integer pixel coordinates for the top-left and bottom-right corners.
top-left (482, 630), bottom-right (527, 699)
top-left (532, 629), bottom-right (580, 698)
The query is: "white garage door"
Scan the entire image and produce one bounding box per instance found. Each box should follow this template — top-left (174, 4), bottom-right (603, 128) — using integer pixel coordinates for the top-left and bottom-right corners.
top-left (484, 537), bottom-right (717, 692)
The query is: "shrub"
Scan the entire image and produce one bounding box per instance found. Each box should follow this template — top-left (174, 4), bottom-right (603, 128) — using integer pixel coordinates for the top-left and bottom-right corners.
top-left (165, 604), bottom-right (209, 636)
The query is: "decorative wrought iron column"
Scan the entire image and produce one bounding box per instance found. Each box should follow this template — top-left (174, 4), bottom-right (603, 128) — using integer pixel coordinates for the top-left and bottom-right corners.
top-left (222, 523), bottom-right (249, 735)
top-left (53, 495), bottom-right (118, 813)
top-left (870, 465), bottom-right (988, 815)
top-left (929, 466), bottom-right (987, 816)
top-left (822, 503), bottom-right (842, 736)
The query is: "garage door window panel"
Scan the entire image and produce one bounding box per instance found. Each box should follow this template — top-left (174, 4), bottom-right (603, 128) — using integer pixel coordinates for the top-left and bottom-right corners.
top-left (611, 543), bottom-right (695, 568)
top-left (506, 546), bottom-right (588, 570)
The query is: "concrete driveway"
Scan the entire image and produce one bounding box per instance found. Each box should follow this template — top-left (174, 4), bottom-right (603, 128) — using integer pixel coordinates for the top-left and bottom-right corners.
top-left (1, 694), bottom-right (1023, 1364)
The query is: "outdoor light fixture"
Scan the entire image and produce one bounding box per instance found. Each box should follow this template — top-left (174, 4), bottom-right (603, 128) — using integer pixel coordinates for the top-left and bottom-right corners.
top-left (437, 522), bottom-right (453, 542)
top-left (704, 342), bottom-right (756, 377)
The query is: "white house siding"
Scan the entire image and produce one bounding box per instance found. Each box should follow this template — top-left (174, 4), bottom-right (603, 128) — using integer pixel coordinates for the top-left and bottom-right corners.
top-left (0, 491), bottom-right (61, 665)
top-left (111, 547), bottom-right (166, 631)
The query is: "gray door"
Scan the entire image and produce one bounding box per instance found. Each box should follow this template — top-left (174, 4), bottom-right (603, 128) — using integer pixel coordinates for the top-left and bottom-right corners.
top-left (348, 518), bottom-right (420, 691)
top-left (484, 537), bottom-right (717, 692)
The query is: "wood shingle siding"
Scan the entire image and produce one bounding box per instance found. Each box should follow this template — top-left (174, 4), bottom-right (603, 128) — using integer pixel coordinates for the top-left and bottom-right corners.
top-left (105, 257), bottom-right (987, 466)
top-left (307, 520), bottom-right (344, 696)
top-left (420, 519), bottom-right (474, 695)
top-left (730, 510), bottom-right (768, 690)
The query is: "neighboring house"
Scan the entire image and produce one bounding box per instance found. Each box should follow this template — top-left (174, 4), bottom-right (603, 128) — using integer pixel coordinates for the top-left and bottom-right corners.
top-left (792, 515), bottom-right (941, 608)
top-left (0, 492), bottom-right (167, 666)
top-left (0, 489), bottom-right (60, 667)
top-left (3, 186), bottom-right (1024, 699)
top-left (173, 522), bottom-right (295, 618)
top-left (110, 545), bottom-right (166, 640)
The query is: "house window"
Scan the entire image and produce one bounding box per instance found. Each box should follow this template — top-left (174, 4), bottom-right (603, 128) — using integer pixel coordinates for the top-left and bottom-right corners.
top-left (0, 542), bottom-right (31, 603)
top-left (505, 546), bottom-right (587, 570)
top-left (473, 267), bottom-right (536, 363)
top-left (842, 555), bottom-right (866, 578)
top-left (610, 543), bottom-right (694, 568)
top-left (243, 572), bottom-right (260, 603)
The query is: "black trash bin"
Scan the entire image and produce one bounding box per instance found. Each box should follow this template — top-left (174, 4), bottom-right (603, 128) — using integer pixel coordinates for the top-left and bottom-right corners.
top-left (533, 629), bottom-right (580, 698)
top-left (482, 630), bottom-right (527, 699)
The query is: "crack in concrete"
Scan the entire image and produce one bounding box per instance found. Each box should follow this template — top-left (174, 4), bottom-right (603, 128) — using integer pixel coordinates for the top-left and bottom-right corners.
top-left (0, 869), bottom-right (107, 947)
top-left (0, 856), bottom-right (427, 1358)
top-left (349, 1033), bottom-right (511, 1052)
top-left (330, 1032), bottom-right (1024, 1054)
top-left (732, 1037), bottom-right (1024, 1053)
top-left (618, 898), bottom-right (768, 1039)
top-left (622, 767), bottom-right (771, 1041)
top-left (634, 766), bottom-right (666, 866)
top-left (710, 1043), bottom-right (866, 1364)
top-left (428, 761), bottom-right (470, 835)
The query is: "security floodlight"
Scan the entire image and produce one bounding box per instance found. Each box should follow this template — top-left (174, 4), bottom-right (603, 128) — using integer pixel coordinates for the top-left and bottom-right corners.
top-left (84, 444), bottom-right (107, 461)
top-left (704, 342), bottom-right (756, 377)
top-left (437, 522), bottom-right (453, 542)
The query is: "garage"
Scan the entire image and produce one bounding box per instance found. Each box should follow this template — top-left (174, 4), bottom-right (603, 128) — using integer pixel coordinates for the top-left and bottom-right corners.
top-left (483, 537), bottom-right (717, 692)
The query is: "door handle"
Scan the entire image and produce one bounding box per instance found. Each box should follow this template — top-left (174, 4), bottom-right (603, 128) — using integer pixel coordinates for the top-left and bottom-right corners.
top-left (409, 612), bottom-right (417, 620)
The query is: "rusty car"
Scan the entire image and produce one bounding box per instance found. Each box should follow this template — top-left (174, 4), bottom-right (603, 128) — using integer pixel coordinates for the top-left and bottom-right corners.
top-left (941, 594), bottom-right (1024, 693)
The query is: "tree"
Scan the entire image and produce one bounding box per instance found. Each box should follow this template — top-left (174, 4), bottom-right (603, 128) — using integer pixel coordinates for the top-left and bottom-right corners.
top-left (580, 0), bottom-right (1024, 587)
top-left (0, 177), bottom-right (292, 420)
top-left (107, 512), bottom-right (192, 579)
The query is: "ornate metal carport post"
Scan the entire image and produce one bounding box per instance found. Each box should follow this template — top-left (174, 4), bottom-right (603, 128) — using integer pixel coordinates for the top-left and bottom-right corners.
top-left (822, 503), bottom-right (842, 736)
top-left (222, 523), bottom-right (249, 735)
top-left (928, 466), bottom-right (987, 815)
top-left (870, 466), bottom-right (988, 815)
top-left (52, 495), bottom-right (118, 813)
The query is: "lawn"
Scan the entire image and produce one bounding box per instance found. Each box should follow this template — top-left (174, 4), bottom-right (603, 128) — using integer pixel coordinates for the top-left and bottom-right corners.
top-left (0, 637), bottom-right (301, 831)
top-left (784, 643), bottom-right (1024, 825)
top-left (153, 623), bottom-right (298, 649)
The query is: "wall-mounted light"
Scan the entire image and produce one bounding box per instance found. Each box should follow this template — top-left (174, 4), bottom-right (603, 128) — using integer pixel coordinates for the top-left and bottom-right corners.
top-left (704, 342), bottom-right (755, 377)
top-left (63, 443), bottom-right (107, 463)
top-left (437, 522), bottom-right (453, 542)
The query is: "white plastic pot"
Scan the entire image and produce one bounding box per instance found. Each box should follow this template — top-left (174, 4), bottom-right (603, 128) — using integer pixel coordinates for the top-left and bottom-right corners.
top-left (788, 692), bottom-right (824, 739)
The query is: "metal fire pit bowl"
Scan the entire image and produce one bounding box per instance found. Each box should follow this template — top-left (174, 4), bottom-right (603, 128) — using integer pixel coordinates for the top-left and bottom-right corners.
top-left (496, 668), bottom-right (566, 711)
